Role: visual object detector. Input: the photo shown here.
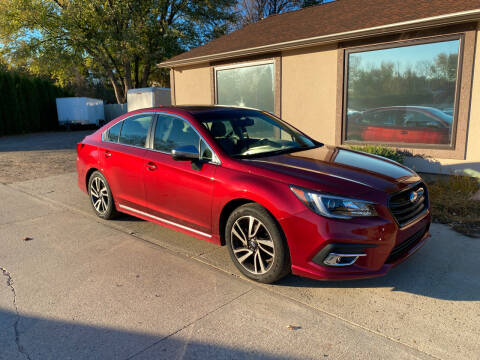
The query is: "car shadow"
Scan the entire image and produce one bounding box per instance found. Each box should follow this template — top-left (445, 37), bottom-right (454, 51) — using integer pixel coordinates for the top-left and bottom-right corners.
top-left (114, 213), bottom-right (146, 222)
top-left (103, 209), bottom-right (480, 302)
top-left (0, 130), bottom-right (94, 152)
top-left (0, 310), bottom-right (294, 359)
top-left (277, 228), bottom-right (480, 301)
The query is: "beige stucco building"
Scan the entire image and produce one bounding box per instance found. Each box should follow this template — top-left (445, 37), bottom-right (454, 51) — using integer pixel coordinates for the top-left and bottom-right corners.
top-left (161, 0), bottom-right (480, 177)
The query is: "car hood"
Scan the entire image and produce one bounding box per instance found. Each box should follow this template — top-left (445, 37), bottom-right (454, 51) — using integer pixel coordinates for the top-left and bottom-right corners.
top-left (246, 146), bottom-right (421, 195)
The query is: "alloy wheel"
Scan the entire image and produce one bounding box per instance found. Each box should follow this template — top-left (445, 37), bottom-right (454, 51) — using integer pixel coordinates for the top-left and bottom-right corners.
top-left (230, 215), bottom-right (275, 274)
top-left (90, 177), bottom-right (109, 214)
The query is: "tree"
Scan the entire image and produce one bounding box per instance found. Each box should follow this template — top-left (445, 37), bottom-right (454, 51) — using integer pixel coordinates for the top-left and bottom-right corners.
top-left (347, 52), bottom-right (458, 110)
top-left (0, 0), bottom-right (236, 103)
top-left (233, 0), bottom-right (327, 29)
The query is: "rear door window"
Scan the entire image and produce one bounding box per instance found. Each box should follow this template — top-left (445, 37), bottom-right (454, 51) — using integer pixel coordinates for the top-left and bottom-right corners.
top-left (118, 115), bottom-right (153, 147)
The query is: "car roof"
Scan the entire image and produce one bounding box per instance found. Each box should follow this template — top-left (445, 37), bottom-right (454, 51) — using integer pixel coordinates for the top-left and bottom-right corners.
top-left (172, 105), bottom-right (223, 113)
top-left (175, 105), bottom-right (265, 114)
top-left (367, 106), bottom-right (441, 112)
top-left (145, 105), bottom-right (262, 115)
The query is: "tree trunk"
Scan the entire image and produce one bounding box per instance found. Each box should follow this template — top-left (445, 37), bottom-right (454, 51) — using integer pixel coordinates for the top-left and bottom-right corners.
top-left (124, 61), bottom-right (133, 95)
top-left (134, 56), bottom-right (139, 88)
top-left (107, 71), bottom-right (125, 104)
top-left (140, 60), bottom-right (151, 88)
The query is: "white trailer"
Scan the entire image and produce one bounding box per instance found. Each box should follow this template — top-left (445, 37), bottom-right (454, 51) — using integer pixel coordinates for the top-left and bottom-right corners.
top-left (56, 97), bottom-right (105, 126)
top-left (127, 87), bottom-right (171, 112)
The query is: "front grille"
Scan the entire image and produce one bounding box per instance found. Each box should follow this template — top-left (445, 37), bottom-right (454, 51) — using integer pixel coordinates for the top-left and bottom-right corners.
top-left (386, 225), bottom-right (428, 263)
top-left (389, 182), bottom-right (428, 227)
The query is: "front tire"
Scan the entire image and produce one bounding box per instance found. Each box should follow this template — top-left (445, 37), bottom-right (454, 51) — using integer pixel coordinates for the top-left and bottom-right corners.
top-left (226, 204), bottom-right (290, 283)
top-left (88, 171), bottom-right (118, 220)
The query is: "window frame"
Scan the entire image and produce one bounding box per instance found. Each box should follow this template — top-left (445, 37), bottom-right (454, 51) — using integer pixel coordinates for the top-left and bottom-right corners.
top-left (214, 59), bottom-right (277, 114)
top-left (341, 33), bottom-right (465, 151)
top-left (102, 112), bottom-right (220, 164)
top-left (118, 114), bottom-right (156, 148)
top-left (102, 112), bottom-right (156, 149)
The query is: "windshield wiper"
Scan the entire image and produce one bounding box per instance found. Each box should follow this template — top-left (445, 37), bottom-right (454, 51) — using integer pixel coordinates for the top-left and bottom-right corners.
top-left (234, 144), bottom-right (321, 159)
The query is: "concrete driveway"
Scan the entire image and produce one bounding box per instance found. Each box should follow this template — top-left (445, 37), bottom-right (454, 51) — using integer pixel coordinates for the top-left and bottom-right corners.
top-left (0, 131), bottom-right (479, 360)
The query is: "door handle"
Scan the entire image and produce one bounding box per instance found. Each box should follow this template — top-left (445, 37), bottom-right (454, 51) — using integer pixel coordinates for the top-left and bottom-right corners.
top-left (146, 162), bottom-right (157, 171)
top-left (104, 151), bottom-right (112, 158)
top-left (400, 130), bottom-right (408, 135)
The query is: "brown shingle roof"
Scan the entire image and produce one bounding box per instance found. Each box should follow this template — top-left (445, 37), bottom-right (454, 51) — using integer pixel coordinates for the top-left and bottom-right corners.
top-left (162, 0), bottom-right (480, 66)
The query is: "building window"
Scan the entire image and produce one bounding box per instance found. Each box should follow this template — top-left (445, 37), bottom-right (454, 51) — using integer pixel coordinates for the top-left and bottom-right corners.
top-left (215, 61), bottom-right (275, 113)
top-left (344, 36), bottom-right (462, 147)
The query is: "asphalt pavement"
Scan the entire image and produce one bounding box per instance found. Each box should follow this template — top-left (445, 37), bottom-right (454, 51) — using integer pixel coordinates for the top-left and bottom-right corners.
top-left (0, 131), bottom-right (479, 359)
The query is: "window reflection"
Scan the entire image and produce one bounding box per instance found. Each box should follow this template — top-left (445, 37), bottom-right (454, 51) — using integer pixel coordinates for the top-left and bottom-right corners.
top-left (345, 39), bottom-right (459, 146)
top-left (216, 63), bottom-right (275, 113)
top-left (106, 121), bottom-right (122, 142)
top-left (154, 115), bottom-right (200, 152)
top-left (118, 115), bottom-right (152, 147)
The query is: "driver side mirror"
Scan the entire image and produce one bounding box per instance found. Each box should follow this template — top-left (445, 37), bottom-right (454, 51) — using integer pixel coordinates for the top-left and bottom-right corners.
top-left (171, 145), bottom-right (200, 161)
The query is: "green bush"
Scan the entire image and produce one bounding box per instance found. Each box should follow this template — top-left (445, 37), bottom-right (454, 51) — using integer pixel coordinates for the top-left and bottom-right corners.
top-left (348, 145), bottom-right (409, 164)
top-left (0, 70), bottom-right (71, 136)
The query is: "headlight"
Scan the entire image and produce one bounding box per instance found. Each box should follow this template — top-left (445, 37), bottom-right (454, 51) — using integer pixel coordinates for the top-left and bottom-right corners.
top-left (290, 186), bottom-right (377, 219)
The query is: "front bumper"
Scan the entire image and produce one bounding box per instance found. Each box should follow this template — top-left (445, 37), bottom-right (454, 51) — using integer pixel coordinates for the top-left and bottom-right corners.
top-left (279, 208), bottom-right (431, 281)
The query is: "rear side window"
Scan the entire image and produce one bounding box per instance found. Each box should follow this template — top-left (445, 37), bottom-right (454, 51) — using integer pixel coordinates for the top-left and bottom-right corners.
top-left (105, 121), bottom-right (122, 142)
top-left (118, 115), bottom-right (153, 147)
top-left (154, 114), bottom-right (200, 152)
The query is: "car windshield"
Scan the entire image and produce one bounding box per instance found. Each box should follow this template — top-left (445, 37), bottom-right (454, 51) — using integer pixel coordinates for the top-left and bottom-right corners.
top-left (195, 109), bottom-right (319, 158)
top-left (425, 107), bottom-right (453, 124)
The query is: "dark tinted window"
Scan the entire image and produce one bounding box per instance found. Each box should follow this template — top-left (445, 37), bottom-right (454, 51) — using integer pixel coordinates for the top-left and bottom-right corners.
top-left (403, 111), bottom-right (444, 128)
top-left (105, 121), bottom-right (122, 142)
top-left (154, 114), bottom-right (200, 152)
top-left (200, 140), bottom-right (212, 161)
top-left (362, 110), bottom-right (402, 127)
top-left (118, 115), bottom-right (152, 147)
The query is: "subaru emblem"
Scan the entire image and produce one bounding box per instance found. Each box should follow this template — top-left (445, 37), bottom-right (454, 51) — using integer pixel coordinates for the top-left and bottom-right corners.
top-left (409, 191), bottom-right (418, 203)
top-left (409, 188), bottom-right (424, 203)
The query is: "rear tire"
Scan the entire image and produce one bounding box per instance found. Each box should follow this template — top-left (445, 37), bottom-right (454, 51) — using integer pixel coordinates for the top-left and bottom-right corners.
top-left (88, 171), bottom-right (118, 220)
top-left (226, 203), bottom-right (291, 283)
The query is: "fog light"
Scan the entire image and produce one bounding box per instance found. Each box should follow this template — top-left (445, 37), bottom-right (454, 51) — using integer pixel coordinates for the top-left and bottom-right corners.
top-left (323, 253), bottom-right (366, 267)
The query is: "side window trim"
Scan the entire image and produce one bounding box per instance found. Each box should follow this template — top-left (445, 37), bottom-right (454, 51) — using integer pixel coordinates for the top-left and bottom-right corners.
top-left (148, 112), bottom-right (221, 165)
top-left (146, 113), bottom-right (158, 150)
top-left (102, 113), bottom-right (156, 149)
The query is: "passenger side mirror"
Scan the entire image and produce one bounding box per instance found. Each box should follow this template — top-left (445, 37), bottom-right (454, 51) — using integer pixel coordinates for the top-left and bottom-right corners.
top-left (171, 145), bottom-right (200, 161)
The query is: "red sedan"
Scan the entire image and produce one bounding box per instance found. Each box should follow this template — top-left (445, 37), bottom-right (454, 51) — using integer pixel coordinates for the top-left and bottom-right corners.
top-left (347, 106), bottom-right (452, 145)
top-left (77, 106), bottom-right (431, 283)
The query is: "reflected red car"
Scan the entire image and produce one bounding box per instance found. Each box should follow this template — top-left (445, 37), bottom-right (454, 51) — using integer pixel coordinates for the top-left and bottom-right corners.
top-left (347, 106), bottom-right (452, 145)
top-left (77, 106), bottom-right (431, 283)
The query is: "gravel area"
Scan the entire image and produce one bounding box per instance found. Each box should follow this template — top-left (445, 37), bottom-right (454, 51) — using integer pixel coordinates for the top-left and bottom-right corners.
top-left (0, 131), bottom-right (92, 184)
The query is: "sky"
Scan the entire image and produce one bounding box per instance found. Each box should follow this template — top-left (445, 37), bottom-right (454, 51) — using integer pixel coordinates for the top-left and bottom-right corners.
top-left (350, 39), bottom-right (459, 73)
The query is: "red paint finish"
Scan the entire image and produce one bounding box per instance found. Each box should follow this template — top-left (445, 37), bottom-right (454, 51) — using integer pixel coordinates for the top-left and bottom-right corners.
top-left (347, 106), bottom-right (451, 145)
top-left (77, 106), bottom-right (431, 281)
top-left (143, 149), bottom-right (216, 235)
